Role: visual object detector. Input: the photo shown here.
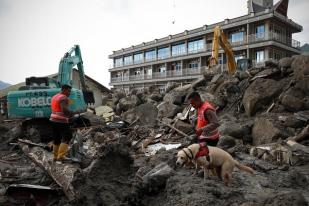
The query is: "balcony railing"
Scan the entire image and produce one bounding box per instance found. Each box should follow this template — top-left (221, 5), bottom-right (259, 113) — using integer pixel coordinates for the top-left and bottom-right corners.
top-left (112, 32), bottom-right (300, 69)
top-left (229, 32), bottom-right (300, 48)
top-left (111, 67), bottom-right (205, 83)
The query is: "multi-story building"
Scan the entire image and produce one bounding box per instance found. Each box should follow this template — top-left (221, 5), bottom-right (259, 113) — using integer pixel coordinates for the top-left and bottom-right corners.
top-left (109, 0), bottom-right (302, 93)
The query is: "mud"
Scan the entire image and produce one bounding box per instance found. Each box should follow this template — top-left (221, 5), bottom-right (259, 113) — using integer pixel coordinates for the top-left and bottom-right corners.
top-left (71, 143), bottom-right (135, 205)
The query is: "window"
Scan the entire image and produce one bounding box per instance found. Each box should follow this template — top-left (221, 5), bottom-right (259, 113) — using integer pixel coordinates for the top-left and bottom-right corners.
top-left (175, 63), bottom-right (182, 71)
top-left (188, 39), bottom-right (204, 53)
top-left (256, 25), bottom-right (265, 39)
top-left (256, 50), bottom-right (264, 63)
top-left (172, 43), bottom-right (186, 56)
top-left (145, 50), bottom-right (156, 61)
top-left (115, 58), bottom-right (123, 67)
top-left (158, 47), bottom-right (170, 59)
top-left (124, 56), bottom-right (133, 65)
top-left (231, 32), bottom-right (244, 43)
top-left (134, 53), bottom-right (143, 63)
top-left (189, 60), bottom-right (199, 69)
top-left (159, 65), bottom-right (166, 73)
top-left (134, 69), bottom-right (141, 75)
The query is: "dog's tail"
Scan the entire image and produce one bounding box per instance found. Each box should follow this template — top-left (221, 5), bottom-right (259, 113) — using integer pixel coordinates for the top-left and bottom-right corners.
top-left (234, 161), bottom-right (254, 174)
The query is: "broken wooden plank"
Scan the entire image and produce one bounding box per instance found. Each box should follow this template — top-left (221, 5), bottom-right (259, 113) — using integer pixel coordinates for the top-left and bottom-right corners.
top-left (291, 125), bottom-right (309, 142)
top-left (18, 143), bottom-right (79, 201)
top-left (157, 119), bottom-right (190, 138)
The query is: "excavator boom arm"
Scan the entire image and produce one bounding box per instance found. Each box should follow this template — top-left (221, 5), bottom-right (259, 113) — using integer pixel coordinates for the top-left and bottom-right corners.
top-left (209, 26), bottom-right (236, 74)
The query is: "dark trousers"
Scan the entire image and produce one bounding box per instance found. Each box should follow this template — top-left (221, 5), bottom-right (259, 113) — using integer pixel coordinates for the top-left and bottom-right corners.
top-left (50, 121), bottom-right (72, 145)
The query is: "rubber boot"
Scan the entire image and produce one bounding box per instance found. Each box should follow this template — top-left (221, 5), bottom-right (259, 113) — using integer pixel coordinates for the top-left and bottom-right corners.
top-left (57, 143), bottom-right (69, 161)
top-left (53, 144), bottom-right (60, 161)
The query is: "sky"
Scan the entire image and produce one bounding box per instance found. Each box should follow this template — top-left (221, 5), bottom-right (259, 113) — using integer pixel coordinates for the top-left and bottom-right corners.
top-left (0, 0), bottom-right (308, 88)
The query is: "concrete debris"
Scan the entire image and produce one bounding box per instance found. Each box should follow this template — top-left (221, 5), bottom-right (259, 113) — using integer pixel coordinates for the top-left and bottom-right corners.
top-left (1, 55), bottom-right (309, 205)
top-left (95, 105), bottom-right (114, 122)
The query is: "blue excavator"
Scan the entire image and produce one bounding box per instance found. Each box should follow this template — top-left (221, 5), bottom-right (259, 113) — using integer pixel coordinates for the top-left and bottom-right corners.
top-left (7, 45), bottom-right (95, 141)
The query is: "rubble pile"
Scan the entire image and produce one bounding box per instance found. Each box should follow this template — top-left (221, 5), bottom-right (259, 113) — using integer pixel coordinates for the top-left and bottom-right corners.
top-left (0, 55), bottom-right (308, 205)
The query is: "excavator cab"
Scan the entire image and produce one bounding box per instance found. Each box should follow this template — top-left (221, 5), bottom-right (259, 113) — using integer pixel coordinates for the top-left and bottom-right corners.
top-left (236, 59), bottom-right (252, 71)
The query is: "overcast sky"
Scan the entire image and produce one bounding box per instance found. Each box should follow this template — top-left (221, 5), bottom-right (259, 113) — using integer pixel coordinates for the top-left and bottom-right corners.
top-left (0, 0), bottom-right (308, 87)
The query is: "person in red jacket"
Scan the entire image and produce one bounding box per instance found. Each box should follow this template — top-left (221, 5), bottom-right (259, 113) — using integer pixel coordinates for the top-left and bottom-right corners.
top-left (50, 84), bottom-right (79, 161)
top-left (187, 91), bottom-right (220, 146)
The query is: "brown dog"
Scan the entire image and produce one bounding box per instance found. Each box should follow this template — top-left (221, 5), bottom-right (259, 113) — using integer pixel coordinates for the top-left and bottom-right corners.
top-left (176, 143), bottom-right (254, 186)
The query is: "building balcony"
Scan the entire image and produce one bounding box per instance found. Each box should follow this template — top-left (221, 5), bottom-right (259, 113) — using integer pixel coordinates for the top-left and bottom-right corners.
top-left (231, 32), bottom-right (300, 48)
top-left (110, 67), bottom-right (205, 83)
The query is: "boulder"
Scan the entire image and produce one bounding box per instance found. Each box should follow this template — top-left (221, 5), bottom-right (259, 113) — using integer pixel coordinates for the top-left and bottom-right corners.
top-left (264, 59), bottom-right (278, 68)
top-left (191, 78), bottom-right (207, 90)
top-left (278, 57), bottom-right (293, 69)
top-left (218, 121), bottom-right (252, 139)
top-left (163, 92), bottom-right (185, 106)
top-left (291, 55), bottom-right (309, 81)
top-left (117, 95), bottom-right (141, 113)
top-left (165, 82), bottom-right (179, 93)
top-left (173, 119), bottom-right (194, 134)
top-left (280, 85), bottom-right (309, 112)
top-left (122, 103), bottom-right (158, 126)
top-left (242, 78), bottom-right (284, 116)
top-left (142, 162), bottom-right (174, 193)
top-left (112, 89), bottom-right (126, 105)
top-left (252, 115), bottom-right (292, 145)
top-left (149, 93), bottom-right (163, 102)
top-left (157, 102), bottom-right (182, 119)
top-left (217, 135), bottom-right (236, 149)
top-left (148, 85), bottom-right (160, 94)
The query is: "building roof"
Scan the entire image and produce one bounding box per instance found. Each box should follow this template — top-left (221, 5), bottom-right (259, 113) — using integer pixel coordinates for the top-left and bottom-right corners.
top-left (274, 0), bottom-right (289, 17)
top-left (0, 71), bottom-right (110, 99)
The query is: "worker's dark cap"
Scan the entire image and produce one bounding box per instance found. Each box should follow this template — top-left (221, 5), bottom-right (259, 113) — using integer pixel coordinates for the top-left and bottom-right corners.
top-left (61, 84), bottom-right (72, 90)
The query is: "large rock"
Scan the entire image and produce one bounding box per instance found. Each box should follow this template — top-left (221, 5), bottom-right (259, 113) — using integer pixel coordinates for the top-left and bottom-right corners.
top-left (191, 78), bottom-right (207, 90)
top-left (242, 78), bottom-right (284, 116)
top-left (291, 55), bottom-right (309, 81)
top-left (252, 115), bottom-right (293, 145)
top-left (157, 102), bottom-right (182, 119)
top-left (142, 162), bottom-right (174, 193)
top-left (112, 89), bottom-right (126, 105)
top-left (122, 103), bottom-right (158, 126)
top-left (217, 135), bottom-right (236, 149)
top-left (278, 57), bottom-right (293, 69)
top-left (173, 119), bottom-right (194, 134)
top-left (218, 121), bottom-right (252, 139)
top-left (149, 92), bottom-right (163, 102)
top-left (165, 82), bottom-right (179, 93)
top-left (280, 89), bottom-right (305, 112)
top-left (117, 95), bottom-right (141, 113)
top-left (163, 84), bottom-right (192, 105)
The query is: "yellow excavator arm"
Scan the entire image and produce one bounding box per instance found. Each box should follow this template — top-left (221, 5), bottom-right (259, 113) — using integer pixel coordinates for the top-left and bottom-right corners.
top-left (209, 26), bottom-right (236, 75)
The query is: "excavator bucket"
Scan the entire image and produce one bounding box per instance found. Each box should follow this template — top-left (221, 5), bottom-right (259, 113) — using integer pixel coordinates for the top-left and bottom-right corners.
top-left (83, 90), bottom-right (95, 105)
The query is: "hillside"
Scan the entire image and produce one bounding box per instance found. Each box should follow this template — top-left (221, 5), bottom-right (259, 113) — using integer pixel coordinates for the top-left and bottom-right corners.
top-left (0, 81), bottom-right (11, 90)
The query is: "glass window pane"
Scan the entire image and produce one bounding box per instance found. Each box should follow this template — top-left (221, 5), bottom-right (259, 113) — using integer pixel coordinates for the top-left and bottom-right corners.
top-left (145, 50), bottom-right (156, 61)
top-left (231, 32), bottom-right (244, 43)
top-left (188, 39), bottom-right (204, 53)
top-left (124, 56), bottom-right (133, 65)
top-left (115, 58), bottom-right (123, 67)
top-left (158, 47), bottom-right (170, 59)
top-left (134, 53), bottom-right (143, 63)
top-left (172, 43), bottom-right (186, 56)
